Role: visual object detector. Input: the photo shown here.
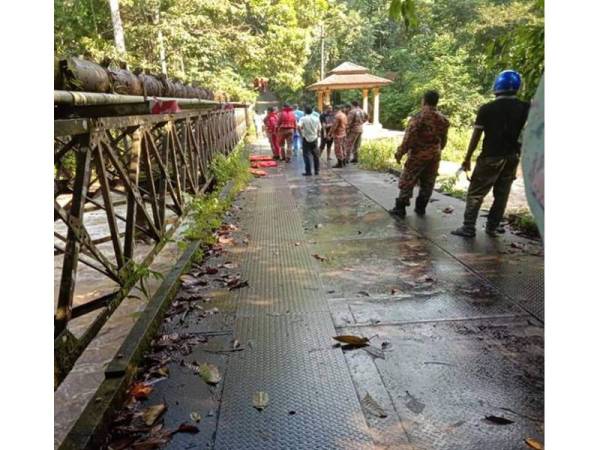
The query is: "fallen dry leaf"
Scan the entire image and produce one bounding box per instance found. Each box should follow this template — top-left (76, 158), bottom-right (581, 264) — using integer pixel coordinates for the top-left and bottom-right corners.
top-left (130, 382), bottom-right (153, 400)
top-left (484, 415), bottom-right (514, 425)
top-left (524, 438), bottom-right (543, 449)
top-left (142, 404), bottom-right (167, 426)
top-left (311, 253), bottom-right (328, 262)
top-left (253, 391), bottom-right (269, 411)
top-left (174, 423), bottom-right (199, 434)
top-left (333, 335), bottom-right (369, 347)
top-left (362, 392), bottom-right (387, 418)
top-left (196, 363), bottom-right (221, 385)
top-left (229, 280), bottom-right (249, 291)
top-left (190, 412), bottom-right (202, 423)
top-left (442, 206), bottom-right (454, 214)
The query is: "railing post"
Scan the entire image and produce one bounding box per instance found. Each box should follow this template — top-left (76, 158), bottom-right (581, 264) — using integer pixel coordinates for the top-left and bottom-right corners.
top-left (55, 135), bottom-right (92, 334)
top-left (124, 127), bottom-right (142, 259)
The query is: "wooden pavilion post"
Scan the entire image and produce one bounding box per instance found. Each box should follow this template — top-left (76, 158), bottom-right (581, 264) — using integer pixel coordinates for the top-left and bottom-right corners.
top-left (324, 89), bottom-right (331, 107)
top-left (373, 87), bottom-right (381, 127)
top-left (362, 88), bottom-right (369, 116)
top-left (317, 90), bottom-right (324, 112)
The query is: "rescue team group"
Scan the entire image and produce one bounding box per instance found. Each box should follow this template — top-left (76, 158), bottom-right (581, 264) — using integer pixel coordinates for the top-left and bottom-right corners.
top-left (263, 70), bottom-right (529, 239)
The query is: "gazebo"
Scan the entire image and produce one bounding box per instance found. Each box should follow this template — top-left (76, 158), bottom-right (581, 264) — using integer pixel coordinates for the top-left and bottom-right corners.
top-left (307, 62), bottom-right (393, 127)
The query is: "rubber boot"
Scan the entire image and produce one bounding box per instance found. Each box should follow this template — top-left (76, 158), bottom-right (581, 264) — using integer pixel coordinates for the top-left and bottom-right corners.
top-left (333, 160), bottom-right (344, 169)
top-left (414, 198), bottom-right (427, 216)
top-left (389, 198), bottom-right (406, 217)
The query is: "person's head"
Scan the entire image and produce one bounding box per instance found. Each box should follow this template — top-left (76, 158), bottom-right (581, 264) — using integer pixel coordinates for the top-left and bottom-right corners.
top-left (293, 104), bottom-right (299, 110)
top-left (351, 100), bottom-right (360, 108)
top-left (283, 103), bottom-right (290, 109)
top-left (325, 104), bottom-right (333, 112)
top-left (493, 70), bottom-right (521, 96)
top-left (343, 103), bottom-right (351, 112)
top-left (267, 106), bottom-right (274, 113)
top-left (304, 106), bottom-right (313, 115)
top-left (422, 90), bottom-right (440, 107)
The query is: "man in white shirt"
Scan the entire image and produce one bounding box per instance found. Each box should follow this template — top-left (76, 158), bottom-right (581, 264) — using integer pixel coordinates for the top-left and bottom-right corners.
top-left (298, 106), bottom-right (322, 176)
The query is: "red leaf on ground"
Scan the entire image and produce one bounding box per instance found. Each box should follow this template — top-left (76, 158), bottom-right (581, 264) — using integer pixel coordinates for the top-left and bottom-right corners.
top-left (130, 382), bottom-right (153, 400)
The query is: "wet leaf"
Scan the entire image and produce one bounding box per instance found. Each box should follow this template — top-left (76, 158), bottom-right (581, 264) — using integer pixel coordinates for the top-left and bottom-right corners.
top-left (205, 267), bottom-right (219, 275)
top-left (190, 412), bottom-right (202, 423)
top-left (333, 335), bottom-right (369, 346)
top-left (484, 415), bottom-right (514, 425)
top-left (142, 404), bottom-right (167, 426)
top-left (253, 391), bottom-right (269, 411)
top-left (174, 423), bottom-right (199, 434)
top-left (221, 261), bottom-right (238, 269)
top-left (131, 433), bottom-right (171, 449)
top-left (442, 206), bottom-right (454, 214)
top-left (232, 339), bottom-right (240, 349)
top-left (357, 291), bottom-right (370, 297)
top-left (179, 274), bottom-right (198, 285)
top-left (312, 253), bottom-right (328, 262)
top-left (218, 235), bottom-right (233, 244)
top-left (524, 438), bottom-right (543, 449)
top-left (362, 393), bottom-right (387, 418)
top-left (130, 382), bottom-right (153, 400)
top-left (229, 280), bottom-right (249, 291)
top-left (197, 363), bottom-right (221, 385)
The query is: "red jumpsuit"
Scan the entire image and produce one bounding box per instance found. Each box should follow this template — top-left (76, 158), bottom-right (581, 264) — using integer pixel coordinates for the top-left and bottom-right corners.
top-left (263, 112), bottom-right (281, 158)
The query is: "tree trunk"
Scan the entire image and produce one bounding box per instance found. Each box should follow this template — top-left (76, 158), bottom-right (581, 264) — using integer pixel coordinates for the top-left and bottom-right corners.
top-left (108, 0), bottom-right (126, 54)
top-left (154, 9), bottom-right (168, 75)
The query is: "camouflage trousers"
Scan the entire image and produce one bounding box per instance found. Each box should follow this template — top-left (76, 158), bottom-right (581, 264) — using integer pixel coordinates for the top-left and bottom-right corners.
top-left (334, 136), bottom-right (347, 161)
top-left (397, 153), bottom-right (441, 207)
top-left (345, 131), bottom-right (362, 160)
top-left (462, 154), bottom-right (520, 232)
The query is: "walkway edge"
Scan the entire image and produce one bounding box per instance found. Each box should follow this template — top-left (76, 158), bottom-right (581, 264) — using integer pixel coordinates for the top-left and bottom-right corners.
top-left (58, 240), bottom-right (201, 450)
top-left (59, 179), bottom-right (236, 450)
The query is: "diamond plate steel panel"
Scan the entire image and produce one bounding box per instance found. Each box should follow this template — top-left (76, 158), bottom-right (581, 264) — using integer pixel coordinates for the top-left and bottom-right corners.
top-left (341, 317), bottom-right (544, 450)
top-left (215, 313), bottom-right (373, 450)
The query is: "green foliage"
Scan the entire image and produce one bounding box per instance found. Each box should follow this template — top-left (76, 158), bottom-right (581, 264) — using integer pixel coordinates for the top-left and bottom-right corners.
top-left (55, 0), bottom-right (330, 101)
top-left (444, 128), bottom-right (476, 164)
top-left (358, 138), bottom-right (401, 172)
top-left (507, 208), bottom-right (540, 237)
top-left (389, 0), bottom-right (418, 29)
top-left (120, 261), bottom-right (164, 300)
top-left (436, 175), bottom-right (467, 200)
top-left (184, 144), bottom-right (251, 243)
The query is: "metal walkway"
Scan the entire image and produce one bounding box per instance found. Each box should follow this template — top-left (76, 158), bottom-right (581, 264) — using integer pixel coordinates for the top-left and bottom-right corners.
top-left (105, 139), bottom-right (543, 450)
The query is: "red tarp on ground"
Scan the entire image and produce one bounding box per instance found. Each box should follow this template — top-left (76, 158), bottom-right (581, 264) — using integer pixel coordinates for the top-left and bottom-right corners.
top-left (250, 160), bottom-right (278, 168)
top-left (249, 155), bottom-right (274, 161)
top-left (249, 168), bottom-right (267, 177)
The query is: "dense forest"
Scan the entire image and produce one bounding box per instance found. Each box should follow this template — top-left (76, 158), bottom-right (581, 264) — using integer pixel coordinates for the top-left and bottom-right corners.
top-left (55, 0), bottom-right (543, 134)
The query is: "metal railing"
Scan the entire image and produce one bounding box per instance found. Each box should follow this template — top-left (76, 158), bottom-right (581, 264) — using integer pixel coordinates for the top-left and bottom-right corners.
top-left (54, 100), bottom-right (248, 385)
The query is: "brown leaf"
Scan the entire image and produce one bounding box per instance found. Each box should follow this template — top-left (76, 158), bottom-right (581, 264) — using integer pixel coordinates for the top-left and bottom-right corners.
top-left (190, 412), bottom-right (202, 423)
top-left (524, 438), bottom-right (543, 449)
top-left (130, 382), bottom-right (153, 400)
top-left (142, 404), bottom-right (167, 426)
top-left (253, 391), bottom-right (269, 411)
top-left (442, 206), bottom-right (454, 214)
top-left (228, 280), bottom-right (249, 291)
top-left (484, 415), bottom-right (514, 425)
top-left (205, 267), bottom-right (219, 275)
top-left (196, 363), bottom-right (221, 385)
top-left (311, 253), bottom-right (328, 262)
top-left (362, 393), bottom-right (387, 418)
top-left (174, 423), bottom-right (199, 434)
top-left (333, 335), bottom-right (369, 346)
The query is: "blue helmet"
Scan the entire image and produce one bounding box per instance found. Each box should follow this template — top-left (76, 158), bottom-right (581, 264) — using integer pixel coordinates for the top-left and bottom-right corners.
top-left (493, 70), bottom-right (522, 94)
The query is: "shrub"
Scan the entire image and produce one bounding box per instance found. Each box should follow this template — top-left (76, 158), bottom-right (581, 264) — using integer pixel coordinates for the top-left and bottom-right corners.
top-left (358, 138), bottom-right (401, 171)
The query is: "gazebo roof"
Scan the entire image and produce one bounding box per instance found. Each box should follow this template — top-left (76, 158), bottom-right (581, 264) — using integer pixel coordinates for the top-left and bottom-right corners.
top-left (307, 62), bottom-right (393, 91)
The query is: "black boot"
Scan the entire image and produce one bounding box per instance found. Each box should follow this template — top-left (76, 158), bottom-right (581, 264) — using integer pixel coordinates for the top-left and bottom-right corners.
top-left (333, 160), bottom-right (344, 168)
top-left (414, 198), bottom-right (427, 216)
top-left (389, 198), bottom-right (406, 217)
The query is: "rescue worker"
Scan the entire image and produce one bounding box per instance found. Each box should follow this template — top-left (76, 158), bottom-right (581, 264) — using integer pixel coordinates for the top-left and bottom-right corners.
top-left (389, 90), bottom-right (450, 217)
top-left (277, 103), bottom-right (296, 163)
top-left (298, 106), bottom-right (322, 176)
top-left (264, 106), bottom-right (281, 160)
top-left (346, 100), bottom-right (368, 163)
top-left (330, 104), bottom-right (348, 168)
top-left (451, 70), bottom-right (530, 237)
top-left (293, 104), bottom-right (304, 156)
top-left (319, 104), bottom-right (335, 160)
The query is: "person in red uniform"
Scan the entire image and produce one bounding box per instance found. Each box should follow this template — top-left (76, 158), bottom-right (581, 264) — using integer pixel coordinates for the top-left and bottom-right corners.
top-left (263, 106), bottom-right (281, 160)
top-left (277, 103), bottom-right (296, 163)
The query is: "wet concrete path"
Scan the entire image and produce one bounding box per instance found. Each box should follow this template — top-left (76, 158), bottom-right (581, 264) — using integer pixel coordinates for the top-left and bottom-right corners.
top-left (107, 140), bottom-right (543, 450)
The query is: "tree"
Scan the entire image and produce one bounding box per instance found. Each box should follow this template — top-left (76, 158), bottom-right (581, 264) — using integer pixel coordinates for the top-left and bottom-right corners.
top-left (108, 0), bottom-right (126, 54)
